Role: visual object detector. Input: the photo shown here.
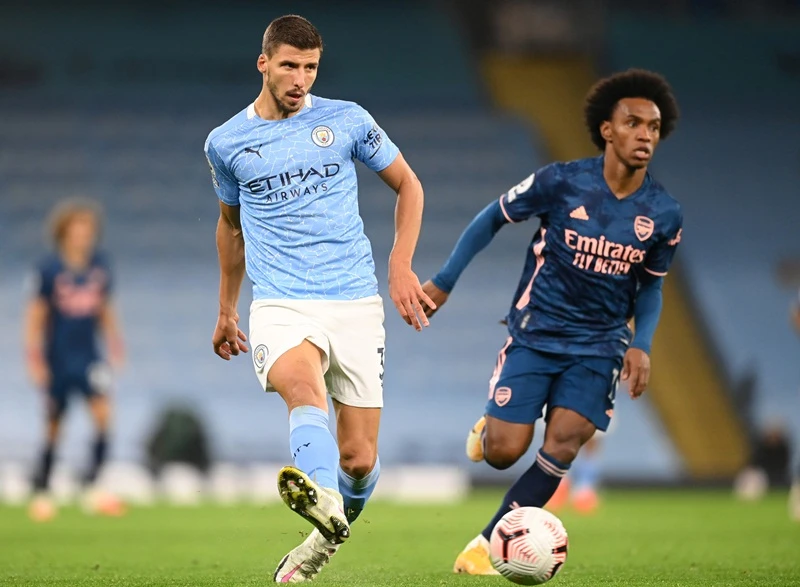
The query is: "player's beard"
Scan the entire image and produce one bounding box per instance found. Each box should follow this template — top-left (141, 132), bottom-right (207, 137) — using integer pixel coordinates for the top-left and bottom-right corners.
top-left (266, 73), bottom-right (302, 116)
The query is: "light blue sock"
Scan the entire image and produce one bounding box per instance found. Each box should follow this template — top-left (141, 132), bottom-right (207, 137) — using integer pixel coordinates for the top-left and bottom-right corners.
top-left (571, 451), bottom-right (600, 491)
top-left (288, 406), bottom-right (340, 491)
top-left (338, 456), bottom-right (381, 523)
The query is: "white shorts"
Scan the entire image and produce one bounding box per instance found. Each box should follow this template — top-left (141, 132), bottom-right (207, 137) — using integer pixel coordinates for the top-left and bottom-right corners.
top-left (249, 295), bottom-right (386, 408)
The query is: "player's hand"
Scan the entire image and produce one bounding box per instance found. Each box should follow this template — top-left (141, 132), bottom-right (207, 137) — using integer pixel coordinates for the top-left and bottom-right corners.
top-left (622, 348), bottom-right (650, 399)
top-left (28, 359), bottom-right (50, 390)
top-left (420, 280), bottom-right (449, 318)
top-left (213, 312), bottom-right (249, 360)
top-left (388, 262), bottom-right (437, 331)
top-left (108, 340), bottom-right (126, 371)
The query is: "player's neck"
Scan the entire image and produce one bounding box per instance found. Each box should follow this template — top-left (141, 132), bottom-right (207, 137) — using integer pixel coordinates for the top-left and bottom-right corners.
top-left (253, 90), bottom-right (303, 121)
top-left (61, 249), bottom-right (91, 271)
top-left (603, 157), bottom-right (647, 199)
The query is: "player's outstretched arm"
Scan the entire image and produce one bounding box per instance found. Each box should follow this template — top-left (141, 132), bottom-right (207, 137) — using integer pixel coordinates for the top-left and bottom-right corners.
top-left (213, 201), bottom-right (249, 360)
top-left (24, 297), bottom-right (50, 390)
top-left (377, 154), bottom-right (436, 332)
top-left (422, 200), bottom-right (508, 317)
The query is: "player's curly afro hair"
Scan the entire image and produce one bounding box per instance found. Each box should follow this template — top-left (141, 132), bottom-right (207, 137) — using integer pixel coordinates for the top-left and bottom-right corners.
top-left (584, 69), bottom-right (679, 151)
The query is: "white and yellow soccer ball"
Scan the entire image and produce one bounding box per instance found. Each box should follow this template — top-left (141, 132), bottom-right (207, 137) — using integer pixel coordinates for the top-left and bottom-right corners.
top-left (489, 506), bottom-right (569, 585)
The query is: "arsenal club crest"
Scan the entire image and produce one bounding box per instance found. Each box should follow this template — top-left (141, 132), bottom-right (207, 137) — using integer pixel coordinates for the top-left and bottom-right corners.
top-left (634, 216), bottom-right (654, 241)
top-left (494, 386), bottom-right (512, 407)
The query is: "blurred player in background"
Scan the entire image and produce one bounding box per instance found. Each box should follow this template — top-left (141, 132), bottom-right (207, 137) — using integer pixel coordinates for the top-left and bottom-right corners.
top-left (421, 69), bottom-right (683, 574)
top-left (24, 199), bottom-right (125, 521)
top-left (205, 15), bottom-right (433, 582)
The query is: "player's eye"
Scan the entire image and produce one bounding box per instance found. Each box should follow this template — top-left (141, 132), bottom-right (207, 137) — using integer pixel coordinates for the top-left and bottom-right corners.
top-left (627, 120), bottom-right (637, 128)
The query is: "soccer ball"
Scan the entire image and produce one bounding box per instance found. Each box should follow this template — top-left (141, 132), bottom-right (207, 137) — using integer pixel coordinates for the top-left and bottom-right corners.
top-left (489, 507), bottom-right (568, 585)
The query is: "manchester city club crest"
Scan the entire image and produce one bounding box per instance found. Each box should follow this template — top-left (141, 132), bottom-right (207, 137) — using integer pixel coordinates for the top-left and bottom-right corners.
top-left (254, 344), bottom-right (269, 370)
top-left (311, 125), bottom-right (334, 148)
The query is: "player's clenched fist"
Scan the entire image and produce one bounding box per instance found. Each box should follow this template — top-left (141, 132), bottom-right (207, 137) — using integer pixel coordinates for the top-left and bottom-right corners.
top-left (622, 348), bottom-right (650, 399)
top-left (420, 280), bottom-right (449, 318)
top-left (212, 312), bottom-right (249, 360)
top-left (388, 263), bottom-right (436, 332)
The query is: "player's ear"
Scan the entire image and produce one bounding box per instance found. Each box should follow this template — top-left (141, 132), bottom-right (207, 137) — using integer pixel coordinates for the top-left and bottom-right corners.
top-left (600, 121), bottom-right (613, 143)
top-left (257, 54), bottom-right (268, 74)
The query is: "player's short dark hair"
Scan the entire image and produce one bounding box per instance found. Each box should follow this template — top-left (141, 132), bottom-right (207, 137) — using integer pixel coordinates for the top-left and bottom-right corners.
top-left (262, 15), bottom-right (323, 57)
top-left (584, 69), bottom-right (679, 151)
top-left (47, 197), bottom-right (103, 246)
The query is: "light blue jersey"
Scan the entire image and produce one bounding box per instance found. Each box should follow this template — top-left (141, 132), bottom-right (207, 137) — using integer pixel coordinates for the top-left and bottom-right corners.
top-left (205, 95), bottom-right (400, 300)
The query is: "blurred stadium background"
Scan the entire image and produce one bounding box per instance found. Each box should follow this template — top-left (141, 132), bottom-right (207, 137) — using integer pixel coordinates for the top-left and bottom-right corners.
top-left (1, 0), bottom-right (799, 507)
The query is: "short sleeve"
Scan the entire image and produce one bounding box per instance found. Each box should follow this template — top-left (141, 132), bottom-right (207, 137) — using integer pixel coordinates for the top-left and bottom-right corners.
top-left (498, 164), bottom-right (560, 223)
top-left (204, 139), bottom-right (240, 206)
top-left (643, 209), bottom-right (683, 277)
top-left (351, 106), bottom-right (399, 172)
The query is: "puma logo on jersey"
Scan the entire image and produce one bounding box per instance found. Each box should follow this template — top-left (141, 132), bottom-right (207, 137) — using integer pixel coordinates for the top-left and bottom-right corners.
top-left (244, 145), bottom-right (263, 158)
top-left (569, 206), bottom-right (589, 220)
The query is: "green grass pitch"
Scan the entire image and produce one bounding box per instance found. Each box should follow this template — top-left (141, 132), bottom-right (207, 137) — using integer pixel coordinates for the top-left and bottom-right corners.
top-left (1, 490), bottom-right (798, 586)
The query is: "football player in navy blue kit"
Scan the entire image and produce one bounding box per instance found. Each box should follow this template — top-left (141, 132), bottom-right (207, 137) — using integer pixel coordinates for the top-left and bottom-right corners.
top-left (25, 199), bottom-right (125, 521)
top-left (421, 69), bottom-right (682, 574)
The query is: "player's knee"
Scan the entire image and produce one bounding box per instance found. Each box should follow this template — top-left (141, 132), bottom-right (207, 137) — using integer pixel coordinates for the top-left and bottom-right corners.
top-left (484, 439), bottom-right (524, 470)
top-left (338, 444), bottom-right (376, 479)
top-left (542, 442), bottom-right (580, 465)
top-left (283, 381), bottom-right (326, 411)
top-left (542, 430), bottom-right (583, 464)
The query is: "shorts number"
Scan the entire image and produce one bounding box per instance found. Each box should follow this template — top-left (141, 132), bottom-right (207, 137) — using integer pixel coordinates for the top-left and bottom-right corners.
top-left (609, 368), bottom-right (620, 404)
top-left (377, 347), bottom-right (385, 385)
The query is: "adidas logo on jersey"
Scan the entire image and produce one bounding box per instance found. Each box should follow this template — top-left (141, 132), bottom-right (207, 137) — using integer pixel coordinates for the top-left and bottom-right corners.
top-left (570, 206), bottom-right (589, 220)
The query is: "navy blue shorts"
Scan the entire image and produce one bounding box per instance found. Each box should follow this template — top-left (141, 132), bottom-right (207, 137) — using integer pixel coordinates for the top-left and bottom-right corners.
top-left (48, 364), bottom-right (108, 418)
top-left (485, 338), bottom-right (621, 431)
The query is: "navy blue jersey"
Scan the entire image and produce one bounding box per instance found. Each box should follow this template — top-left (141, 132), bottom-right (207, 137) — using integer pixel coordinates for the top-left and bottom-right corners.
top-left (33, 253), bottom-right (112, 376)
top-left (499, 156), bottom-right (682, 359)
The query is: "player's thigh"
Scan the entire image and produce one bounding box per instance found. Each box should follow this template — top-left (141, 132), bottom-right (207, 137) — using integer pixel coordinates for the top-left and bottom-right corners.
top-left (547, 356), bottom-right (621, 435)
top-left (324, 296), bottom-right (386, 410)
top-left (268, 341), bottom-right (330, 410)
top-left (484, 344), bottom-right (560, 466)
top-left (332, 399), bottom-right (380, 478)
top-left (249, 300), bottom-right (331, 410)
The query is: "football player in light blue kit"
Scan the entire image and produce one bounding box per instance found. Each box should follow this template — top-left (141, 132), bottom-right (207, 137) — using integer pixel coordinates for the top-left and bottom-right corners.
top-left (204, 15), bottom-right (435, 583)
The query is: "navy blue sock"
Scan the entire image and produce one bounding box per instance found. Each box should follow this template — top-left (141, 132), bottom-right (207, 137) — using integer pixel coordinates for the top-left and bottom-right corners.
top-left (481, 449), bottom-right (570, 540)
top-left (84, 433), bottom-right (108, 486)
top-left (33, 444), bottom-right (55, 491)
